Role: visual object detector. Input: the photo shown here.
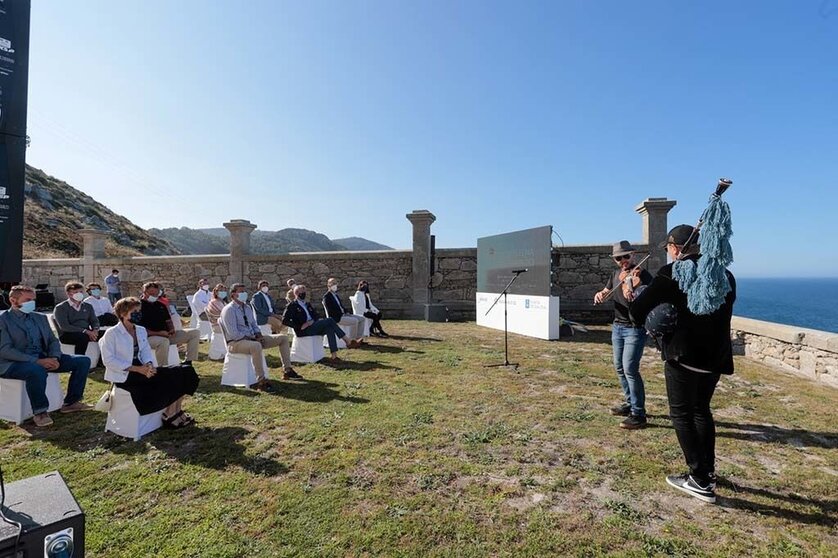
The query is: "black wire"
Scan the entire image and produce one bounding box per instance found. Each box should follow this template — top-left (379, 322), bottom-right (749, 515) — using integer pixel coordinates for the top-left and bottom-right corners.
top-left (0, 465), bottom-right (23, 556)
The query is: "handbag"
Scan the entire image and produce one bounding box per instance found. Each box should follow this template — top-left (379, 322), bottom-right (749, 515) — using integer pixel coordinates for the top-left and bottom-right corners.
top-left (94, 384), bottom-right (114, 412)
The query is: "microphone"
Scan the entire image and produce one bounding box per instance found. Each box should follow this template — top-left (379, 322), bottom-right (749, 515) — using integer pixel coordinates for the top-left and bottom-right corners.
top-left (512, 268), bottom-right (528, 274)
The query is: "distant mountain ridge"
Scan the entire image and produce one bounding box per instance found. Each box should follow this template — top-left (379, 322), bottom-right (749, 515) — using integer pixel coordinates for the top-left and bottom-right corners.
top-left (21, 164), bottom-right (393, 258)
top-left (23, 165), bottom-right (180, 258)
top-left (149, 227), bottom-right (394, 255)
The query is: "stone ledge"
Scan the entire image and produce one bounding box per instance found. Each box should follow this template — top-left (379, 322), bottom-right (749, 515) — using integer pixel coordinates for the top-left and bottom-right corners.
top-left (731, 316), bottom-right (805, 344)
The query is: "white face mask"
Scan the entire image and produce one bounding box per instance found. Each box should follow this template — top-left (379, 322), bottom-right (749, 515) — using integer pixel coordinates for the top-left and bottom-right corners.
top-left (260, 286), bottom-right (269, 293)
top-left (201, 284), bottom-right (209, 291)
top-left (71, 292), bottom-right (85, 302)
top-left (329, 285), bottom-right (338, 293)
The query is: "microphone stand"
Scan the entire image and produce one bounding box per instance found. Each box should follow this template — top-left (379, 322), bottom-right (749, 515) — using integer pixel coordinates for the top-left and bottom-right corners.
top-left (485, 270), bottom-right (526, 369)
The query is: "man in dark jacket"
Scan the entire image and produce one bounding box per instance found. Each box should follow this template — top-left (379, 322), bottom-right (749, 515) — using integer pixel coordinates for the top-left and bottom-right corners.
top-left (322, 277), bottom-right (366, 344)
top-left (631, 225), bottom-right (736, 504)
top-left (282, 285), bottom-right (360, 361)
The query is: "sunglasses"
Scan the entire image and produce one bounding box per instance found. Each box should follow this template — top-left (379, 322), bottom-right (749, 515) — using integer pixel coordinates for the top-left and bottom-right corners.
top-left (614, 254), bottom-right (631, 261)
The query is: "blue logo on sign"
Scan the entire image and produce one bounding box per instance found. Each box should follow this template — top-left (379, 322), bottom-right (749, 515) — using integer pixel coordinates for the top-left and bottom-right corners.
top-left (525, 299), bottom-right (530, 309)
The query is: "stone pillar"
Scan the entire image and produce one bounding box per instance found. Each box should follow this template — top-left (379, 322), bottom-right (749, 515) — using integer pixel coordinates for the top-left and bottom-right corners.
top-left (224, 219), bottom-right (257, 284)
top-left (79, 229), bottom-right (108, 286)
top-left (406, 210), bottom-right (436, 316)
top-left (635, 198), bottom-right (677, 272)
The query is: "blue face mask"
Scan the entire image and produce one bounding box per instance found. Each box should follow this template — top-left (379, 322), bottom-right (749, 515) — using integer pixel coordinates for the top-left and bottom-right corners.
top-left (129, 311), bottom-right (142, 324)
top-left (90, 288), bottom-right (102, 297)
top-left (218, 291), bottom-right (228, 299)
top-left (146, 295), bottom-right (158, 303)
top-left (19, 300), bottom-right (36, 313)
top-left (236, 292), bottom-right (248, 303)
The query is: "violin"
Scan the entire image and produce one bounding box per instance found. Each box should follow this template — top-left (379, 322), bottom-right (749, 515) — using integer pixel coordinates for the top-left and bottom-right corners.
top-left (618, 266), bottom-right (643, 301)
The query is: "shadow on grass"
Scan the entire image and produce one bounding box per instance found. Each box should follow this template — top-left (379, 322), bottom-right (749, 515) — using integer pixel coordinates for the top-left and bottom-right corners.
top-left (319, 359), bottom-right (403, 373)
top-left (358, 344), bottom-right (424, 355)
top-left (272, 379), bottom-right (370, 404)
top-left (715, 421), bottom-right (838, 449)
top-left (718, 481), bottom-right (837, 527)
top-left (556, 328), bottom-right (613, 345)
top-left (386, 334), bottom-right (442, 342)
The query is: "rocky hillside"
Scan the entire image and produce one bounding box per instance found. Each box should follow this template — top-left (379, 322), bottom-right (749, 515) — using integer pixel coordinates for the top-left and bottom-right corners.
top-left (151, 227), bottom-right (393, 255)
top-left (23, 165), bottom-right (180, 258)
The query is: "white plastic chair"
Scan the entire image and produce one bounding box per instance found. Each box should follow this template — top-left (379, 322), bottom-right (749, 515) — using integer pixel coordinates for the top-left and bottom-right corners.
top-left (0, 374), bottom-right (65, 425)
top-left (349, 298), bottom-right (373, 337)
top-left (259, 324), bottom-right (272, 336)
top-left (290, 334), bottom-right (326, 363)
top-left (218, 327), bottom-right (268, 388)
top-left (208, 329), bottom-right (227, 361)
top-left (46, 313), bottom-right (102, 366)
top-left (187, 295), bottom-right (211, 341)
top-left (104, 386), bottom-right (165, 441)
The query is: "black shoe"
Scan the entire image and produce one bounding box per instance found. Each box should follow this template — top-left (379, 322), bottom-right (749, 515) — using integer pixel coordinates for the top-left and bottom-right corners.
top-left (665, 473), bottom-right (716, 503)
top-left (609, 403), bottom-right (631, 416)
top-left (283, 369), bottom-right (304, 380)
top-left (619, 414), bottom-right (647, 430)
top-left (378, 330), bottom-right (389, 338)
top-left (253, 380), bottom-right (275, 393)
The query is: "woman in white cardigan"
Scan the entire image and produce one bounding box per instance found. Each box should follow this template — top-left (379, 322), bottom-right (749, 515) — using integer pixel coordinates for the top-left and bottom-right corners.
top-left (100, 297), bottom-right (199, 428)
top-left (351, 280), bottom-right (388, 337)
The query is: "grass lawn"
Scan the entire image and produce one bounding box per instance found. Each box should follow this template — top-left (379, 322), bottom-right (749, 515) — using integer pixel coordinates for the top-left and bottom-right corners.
top-left (1, 321), bottom-right (835, 557)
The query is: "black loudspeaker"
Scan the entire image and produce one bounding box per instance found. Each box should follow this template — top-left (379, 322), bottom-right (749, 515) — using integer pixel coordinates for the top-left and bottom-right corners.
top-left (424, 304), bottom-right (448, 323)
top-left (34, 291), bottom-right (55, 310)
top-left (0, 471), bottom-right (85, 558)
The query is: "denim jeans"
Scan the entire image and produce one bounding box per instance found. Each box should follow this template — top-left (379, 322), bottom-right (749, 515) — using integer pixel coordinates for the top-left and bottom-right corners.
top-left (298, 318), bottom-right (346, 353)
top-left (1, 354), bottom-right (91, 413)
top-left (612, 324), bottom-right (647, 418)
top-left (665, 362), bottom-right (720, 484)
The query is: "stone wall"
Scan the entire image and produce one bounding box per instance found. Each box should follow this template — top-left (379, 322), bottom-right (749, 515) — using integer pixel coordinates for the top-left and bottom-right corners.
top-left (731, 316), bottom-right (838, 389)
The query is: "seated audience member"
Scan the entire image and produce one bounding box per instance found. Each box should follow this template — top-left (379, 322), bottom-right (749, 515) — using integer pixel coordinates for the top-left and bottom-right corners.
top-left (100, 297), bottom-right (199, 428)
top-left (252, 280), bottom-right (285, 334)
top-left (220, 283), bottom-right (301, 388)
top-left (205, 284), bottom-right (228, 333)
top-left (352, 280), bottom-right (388, 337)
top-left (282, 284), bottom-right (360, 361)
top-left (84, 282), bottom-right (119, 327)
top-left (0, 285), bottom-right (93, 427)
top-left (285, 278), bottom-right (296, 304)
top-left (138, 282), bottom-right (200, 366)
top-left (53, 281), bottom-right (100, 355)
top-left (322, 278), bottom-right (366, 343)
top-left (192, 279), bottom-right (211, 320)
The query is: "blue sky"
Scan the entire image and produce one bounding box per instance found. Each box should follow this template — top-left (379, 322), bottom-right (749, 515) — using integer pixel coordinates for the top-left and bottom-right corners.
top-left (26, 1), bottom-right (838, 277)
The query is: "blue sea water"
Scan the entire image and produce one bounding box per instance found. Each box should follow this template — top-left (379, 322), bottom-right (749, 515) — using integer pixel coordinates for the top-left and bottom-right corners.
top-left (734, 278), bottom-right (838, 333)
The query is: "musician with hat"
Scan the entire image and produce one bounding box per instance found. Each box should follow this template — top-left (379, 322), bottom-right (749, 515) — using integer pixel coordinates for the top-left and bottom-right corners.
top-left (593, 240), bottom-right (654, 430)
top-left (630, 224), bottom-right (736, 504)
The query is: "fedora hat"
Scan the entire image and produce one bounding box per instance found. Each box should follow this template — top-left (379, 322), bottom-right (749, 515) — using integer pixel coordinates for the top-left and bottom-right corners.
top-left (611, 240), bottom-right (635, 257)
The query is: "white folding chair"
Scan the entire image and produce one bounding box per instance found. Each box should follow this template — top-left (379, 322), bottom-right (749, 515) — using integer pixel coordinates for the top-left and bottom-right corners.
top-left (208, 328), bottom-right (227, 360)
top-left (47, 313), bottom-right (102, 366)
top-left (150, 344), bottom-right (181, 368)
top-left (218, 327), bottom-right (267, 388)
top-left (349, 298), bottom-right (373, 337)
top-left (105, 386), bottom-right (165, 441)
top-left (186, 295), bottom-right (211, 341)
top-left (0, 374), bottom-right (64, 425)
top-left (259, 324), bottom-right (272, 336)
top-left (290, 334), bottom-right (326, 363)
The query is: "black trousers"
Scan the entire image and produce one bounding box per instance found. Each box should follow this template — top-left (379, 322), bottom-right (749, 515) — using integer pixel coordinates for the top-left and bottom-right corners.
top-left (364, 310), bottom-right (383, 331)
top-left (59, 332), bottom-right (92, 355)
top-left (664, 361), bottom-right (720, 485)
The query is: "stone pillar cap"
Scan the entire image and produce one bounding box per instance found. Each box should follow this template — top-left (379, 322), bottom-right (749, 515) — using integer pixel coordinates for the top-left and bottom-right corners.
top-left (223, 219), bottom-right (257, 230)
top-left (78, 228), bottom-right (109, 236)
top-left (635, 198), bottom-right (676, 213)
top-left (406, 210), bottom-right (436, 223)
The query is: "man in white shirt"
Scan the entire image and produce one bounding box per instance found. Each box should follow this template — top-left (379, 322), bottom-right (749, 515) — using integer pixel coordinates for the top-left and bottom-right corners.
top-left (83, 282), bottom-right (119, 327)
top-left (192, 279), bottom-right (211, 320)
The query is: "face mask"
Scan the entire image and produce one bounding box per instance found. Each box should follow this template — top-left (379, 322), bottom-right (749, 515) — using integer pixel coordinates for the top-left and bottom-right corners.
top-left (218, 291), bottom-right (228, 299)
top-left (329, 285), bottom-right (338, 293)
top-left (260, 286), bottom-right (269, 293)
top-left (146, 295), bottom-right (158, 303)
top-left (361, 285), bottom-right (369, 293)
top-left (90, 289), bottom-right (101, 297)
top-left (129, 311), bottom-right (142, 324)
top-left (201, 285), bottom-right (209, 291)
top-left (113, 273), bottom-right (119, 277)
top-left (71, 292), bottom-right (85, 302)
top-left (19, 300), bottom-right (36, 313)
top-left (236, 292), bottom-right (248, 303)
top-left (297, 292), bottom-right (306, 300)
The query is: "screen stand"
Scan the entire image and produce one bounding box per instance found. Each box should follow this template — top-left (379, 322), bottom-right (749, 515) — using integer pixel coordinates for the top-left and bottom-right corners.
top-left (484, 271), bottom-right (526, 370)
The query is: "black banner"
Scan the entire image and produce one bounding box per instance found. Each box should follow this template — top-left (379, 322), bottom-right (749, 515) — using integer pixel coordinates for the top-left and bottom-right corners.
top-left (477, 225), bottom-right (553, 296)
top-left (0, 0), bottom-right (30, 283)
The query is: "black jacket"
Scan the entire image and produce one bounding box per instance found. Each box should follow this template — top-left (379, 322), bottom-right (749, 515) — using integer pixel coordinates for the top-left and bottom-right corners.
top-left (630, 256), bottom-right (736, 374)
top-left (281, 299), bottom-right (320, 336)
top-left (322, 291), bottom-right (349, 322)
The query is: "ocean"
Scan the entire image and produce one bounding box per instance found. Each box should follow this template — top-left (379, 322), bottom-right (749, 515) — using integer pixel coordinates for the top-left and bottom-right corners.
top-left (734, 278), bottom-right (838, 334)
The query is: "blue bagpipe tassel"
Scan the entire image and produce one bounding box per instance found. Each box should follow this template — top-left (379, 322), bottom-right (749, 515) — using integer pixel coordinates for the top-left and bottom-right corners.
top-left (673, 194), bottom-right (733, 315)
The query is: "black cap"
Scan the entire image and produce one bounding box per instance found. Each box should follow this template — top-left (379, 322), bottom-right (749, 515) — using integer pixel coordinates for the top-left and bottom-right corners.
top-left (659, 224), bottom-right (697, 248)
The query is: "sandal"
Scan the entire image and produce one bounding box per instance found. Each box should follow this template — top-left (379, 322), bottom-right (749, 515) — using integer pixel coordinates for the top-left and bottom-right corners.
top-left (162, 411), bottom-right (193, 429)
